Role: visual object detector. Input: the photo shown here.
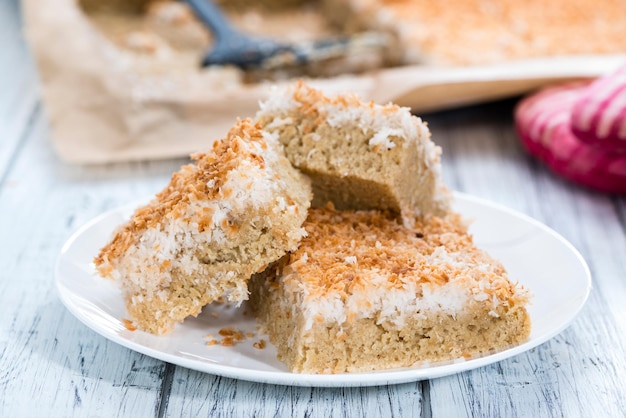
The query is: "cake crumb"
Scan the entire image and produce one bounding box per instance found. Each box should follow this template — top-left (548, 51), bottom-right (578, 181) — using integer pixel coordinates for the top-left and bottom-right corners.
top-left (253, 339), bottom-right (266, 349)
top-left (220, 337), bottom-right (235, 346)
top-left (218, 326), bottom-right (245, 344)
top-left (218, 327), bottom-right (237, 336)
top-left (206, 339), bottom-right (218, 346)
top-left (122, 318), bottom-right (137, 331)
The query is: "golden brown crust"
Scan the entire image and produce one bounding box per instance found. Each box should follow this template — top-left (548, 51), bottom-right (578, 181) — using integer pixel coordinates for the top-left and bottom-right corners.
top-left (337, 0), bottom-right (626, 66)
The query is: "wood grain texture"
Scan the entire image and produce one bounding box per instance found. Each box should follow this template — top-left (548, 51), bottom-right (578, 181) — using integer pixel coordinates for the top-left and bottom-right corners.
top-left (2, 1), bottom-right (626, 415)
top-left (163, 369), bottom-right (424, 417)
top-left (0, 0), bottom-right (39, 176)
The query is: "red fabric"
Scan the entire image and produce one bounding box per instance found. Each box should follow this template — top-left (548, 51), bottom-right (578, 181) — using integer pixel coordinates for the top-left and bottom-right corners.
top-left (570, 64), bottom-right (626, 152)
top-left (515, 82), bottom-right (626, 194)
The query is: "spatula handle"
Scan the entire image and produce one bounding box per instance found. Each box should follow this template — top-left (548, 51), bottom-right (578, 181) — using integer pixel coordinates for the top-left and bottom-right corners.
top-left (184, 0), bottom-right (237, 40)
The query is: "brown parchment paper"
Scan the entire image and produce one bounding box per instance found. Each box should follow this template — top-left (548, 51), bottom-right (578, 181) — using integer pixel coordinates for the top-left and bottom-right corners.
top-left (22, 0), bottom-right (626, 164)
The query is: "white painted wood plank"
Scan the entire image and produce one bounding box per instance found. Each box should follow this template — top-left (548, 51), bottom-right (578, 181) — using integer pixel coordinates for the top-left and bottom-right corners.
top-left (0, 0), bottom-right (39, 174)
top-left (164, 369), bottom-right (424, 417)
top-left (425, 101), bottom-right (626, 417)
top-left (429, 101), bottom-right (538, 213)
top-left (0, 107), bottom-right (188, 415)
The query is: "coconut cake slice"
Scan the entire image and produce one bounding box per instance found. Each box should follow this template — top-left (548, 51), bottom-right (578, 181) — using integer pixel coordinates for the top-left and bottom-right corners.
top-left (94, 119), bottom-right (312, 334)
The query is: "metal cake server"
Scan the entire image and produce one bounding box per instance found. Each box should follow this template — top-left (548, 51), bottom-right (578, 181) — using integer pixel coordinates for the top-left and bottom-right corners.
top-left (184, 0), bottom-right (390, 71)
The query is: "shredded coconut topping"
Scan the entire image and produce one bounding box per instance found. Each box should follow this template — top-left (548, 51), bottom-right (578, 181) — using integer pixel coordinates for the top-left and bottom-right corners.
top-left (278, 206), bottom-right (528, 329)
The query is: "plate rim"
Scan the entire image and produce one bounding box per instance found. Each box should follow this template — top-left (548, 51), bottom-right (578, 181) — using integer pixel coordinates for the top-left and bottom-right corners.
top-left (55, 192), bottom-right (592, 387)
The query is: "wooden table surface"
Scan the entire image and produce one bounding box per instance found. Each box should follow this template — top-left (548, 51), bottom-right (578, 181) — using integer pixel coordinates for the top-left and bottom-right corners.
top-left (2, 1), bottom-right (626, 416)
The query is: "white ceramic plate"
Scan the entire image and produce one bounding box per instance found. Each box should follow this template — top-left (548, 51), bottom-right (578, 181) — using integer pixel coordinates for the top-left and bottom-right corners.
top-left (55, 193), bottom-right (591, 387)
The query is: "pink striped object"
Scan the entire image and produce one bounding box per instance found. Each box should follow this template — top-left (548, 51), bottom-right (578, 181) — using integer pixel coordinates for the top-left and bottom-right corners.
top-left (515, 82), bottom-right (626, 193)
top-left (571, 64), bottom-right (626, 152)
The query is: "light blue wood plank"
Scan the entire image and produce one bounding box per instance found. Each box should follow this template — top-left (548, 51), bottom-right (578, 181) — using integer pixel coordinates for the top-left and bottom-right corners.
top-left (0, 101), bottom-right (186, 416)
top-left (0, 0), bottom-right (40, 176)
top-left (164, 371), bottom-right (424, 417)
